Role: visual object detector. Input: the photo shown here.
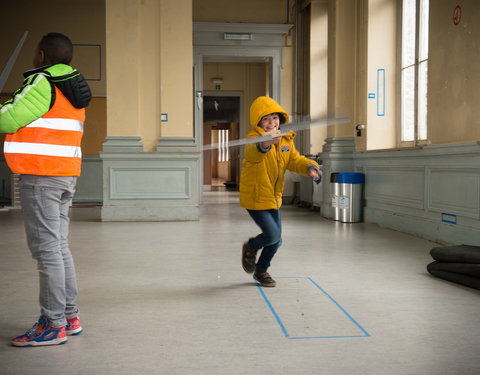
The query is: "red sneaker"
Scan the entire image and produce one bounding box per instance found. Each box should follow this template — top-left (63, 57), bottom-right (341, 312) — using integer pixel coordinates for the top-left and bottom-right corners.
top-left (12, 317), bottom-right (67, 347)
top-left (66, 317), bottom-right (83, 336)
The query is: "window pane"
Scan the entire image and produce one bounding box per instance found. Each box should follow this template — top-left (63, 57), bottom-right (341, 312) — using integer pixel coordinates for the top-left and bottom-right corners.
top-left (417, 61), bottom-right (428, 140)
top-left (225, 129), bottom-right (229, 161)
top-left (221, 129), bottom-right (225, 162)
top-left (401, 67), bottom-right (415, 141)
top-left (218, 129), bottom-right (224, 162)
top-left (419, 0), bottom-right (429, 61)
top-left (217, 129), bottom-right (229, 162)
top-left (402, 0), bottom-right (416, 67)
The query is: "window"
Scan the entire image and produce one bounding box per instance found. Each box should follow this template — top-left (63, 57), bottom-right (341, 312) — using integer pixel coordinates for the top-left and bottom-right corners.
top-left (217, 129), bottom-right (229, 162)
top-left (401, 0), bottom-right (429, 143)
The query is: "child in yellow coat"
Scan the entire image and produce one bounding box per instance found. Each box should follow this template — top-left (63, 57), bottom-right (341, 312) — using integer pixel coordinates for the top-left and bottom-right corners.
top-left (240, 96), bottom-right (320, 287)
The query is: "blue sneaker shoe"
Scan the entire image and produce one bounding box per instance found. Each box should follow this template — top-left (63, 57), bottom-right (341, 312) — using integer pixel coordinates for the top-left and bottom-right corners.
top-left (11, 317), bottom-right (68, 347)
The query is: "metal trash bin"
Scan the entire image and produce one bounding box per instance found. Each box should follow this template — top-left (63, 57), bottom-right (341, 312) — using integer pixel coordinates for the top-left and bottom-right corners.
top-left (330, 173), bottom-right (340, 220)
top-left (338, 172), bottom-right (365, 223)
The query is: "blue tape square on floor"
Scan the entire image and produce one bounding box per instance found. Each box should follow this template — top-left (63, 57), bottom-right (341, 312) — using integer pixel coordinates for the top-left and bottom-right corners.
top-left (256, 277), bottom-right (370, 339)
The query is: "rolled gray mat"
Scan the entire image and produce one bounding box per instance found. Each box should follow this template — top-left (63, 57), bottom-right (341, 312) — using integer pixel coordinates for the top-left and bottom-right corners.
top-left (430, 245), bottom-right (480, 264)
top-left (427, 261), bottom-right (480, 278)
top-left (427, 268), bottom-right (480, 291)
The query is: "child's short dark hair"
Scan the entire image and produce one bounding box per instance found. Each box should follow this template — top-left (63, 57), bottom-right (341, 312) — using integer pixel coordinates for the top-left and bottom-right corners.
top-left (257, 112), bottom-right (286, 127)
top-left (38, 33), bottom-right (73, 65)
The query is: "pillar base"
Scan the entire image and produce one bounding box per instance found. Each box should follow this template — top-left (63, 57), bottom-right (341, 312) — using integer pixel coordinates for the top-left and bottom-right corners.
top-left (319, 137), bottom-right (356, 219)
top-left (100, 137), bottom-right (200, 221)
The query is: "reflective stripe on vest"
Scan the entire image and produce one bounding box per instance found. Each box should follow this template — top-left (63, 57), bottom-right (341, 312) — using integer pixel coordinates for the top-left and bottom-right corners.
top-left (4, 86), bottom-right (85, 176)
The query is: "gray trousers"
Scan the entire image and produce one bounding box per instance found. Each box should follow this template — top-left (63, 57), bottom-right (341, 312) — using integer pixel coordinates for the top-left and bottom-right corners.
top-left (20, 175), bottom-right (79, 328)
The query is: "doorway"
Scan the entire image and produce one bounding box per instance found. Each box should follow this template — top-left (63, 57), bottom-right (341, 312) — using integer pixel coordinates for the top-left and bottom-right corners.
top-left (193, 23), bottom-right (293, 198)
top-left (203, 95), bottom-right (240, 191)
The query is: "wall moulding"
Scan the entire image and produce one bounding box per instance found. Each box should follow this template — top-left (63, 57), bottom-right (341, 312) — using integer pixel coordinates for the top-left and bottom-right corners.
top-left (100, 147), bottom-right (200, 221)
top-left (354, 141), bottom-right (480, 245)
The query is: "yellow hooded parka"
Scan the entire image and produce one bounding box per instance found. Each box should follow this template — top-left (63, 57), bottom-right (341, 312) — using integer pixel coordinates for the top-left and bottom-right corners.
top-left (239, 96), bottom-right (319, 210)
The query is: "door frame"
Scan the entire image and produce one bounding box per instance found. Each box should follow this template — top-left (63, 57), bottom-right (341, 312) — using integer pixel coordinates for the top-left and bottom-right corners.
top-left (193, 22), bottom-right (292, 199)
top-left (203, 91), bottom-right (244, 191)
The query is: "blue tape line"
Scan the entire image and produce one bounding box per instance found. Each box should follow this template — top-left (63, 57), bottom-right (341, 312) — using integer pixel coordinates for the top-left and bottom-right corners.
top-left (441, 213), bottom-right (457, 224)
top-left (256, 282), bottom-right (289, 337)
top-left (288, 335), bottom-right (369, 339)
top-left (377, 68), bottom-right (385, 116)
top-left (257, 277), bottom-right (371, 339)
top-left (442, 219), bottom-right (457, 224)
top-left (307, 277), bottom-right (371, 337)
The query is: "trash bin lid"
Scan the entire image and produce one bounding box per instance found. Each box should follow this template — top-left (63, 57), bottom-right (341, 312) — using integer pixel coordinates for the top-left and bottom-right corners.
top-left (337, 172), bottom-right (365, 184)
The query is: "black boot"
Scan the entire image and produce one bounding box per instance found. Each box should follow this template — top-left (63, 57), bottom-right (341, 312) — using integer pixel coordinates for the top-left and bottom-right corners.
top-left (253, 267), bottom-right (276, 287)
top-left (242, 242), bottom-right (257, 274)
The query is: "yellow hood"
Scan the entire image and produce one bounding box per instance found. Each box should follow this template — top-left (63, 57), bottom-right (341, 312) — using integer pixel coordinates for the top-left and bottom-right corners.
top-left (249, 96), bottom-right (289, 130)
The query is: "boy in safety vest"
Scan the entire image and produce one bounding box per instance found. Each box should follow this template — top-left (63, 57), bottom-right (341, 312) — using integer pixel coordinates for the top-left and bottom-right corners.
top-left (0, 33), bottom-right (91, 346)
top-left (240, 96), bottom-right (320, 287)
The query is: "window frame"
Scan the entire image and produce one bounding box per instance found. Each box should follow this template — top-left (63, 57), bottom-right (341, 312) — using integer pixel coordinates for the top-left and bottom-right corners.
top-left (399, 0), bottom-right (429, 147)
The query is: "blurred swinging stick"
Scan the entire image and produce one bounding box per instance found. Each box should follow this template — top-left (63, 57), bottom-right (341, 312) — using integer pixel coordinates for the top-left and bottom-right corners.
top-left (0, 31), bottom-right (29, 93)
top-left (202, 116), bottom-right (351, 151)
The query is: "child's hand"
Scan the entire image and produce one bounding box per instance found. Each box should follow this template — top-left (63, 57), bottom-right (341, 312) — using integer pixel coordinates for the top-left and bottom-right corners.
top-left (308, 166), bottom-right (322, 184)
top-left (261, 136), bottom-right (281, 148)
top-left (308, 168), bottom-right (319, 179)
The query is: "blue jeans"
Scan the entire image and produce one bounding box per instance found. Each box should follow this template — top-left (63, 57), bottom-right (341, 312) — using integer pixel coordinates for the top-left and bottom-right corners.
top-left (20, 175), bottom-right (79, 328)
top-left (247, 209), bottom-right (282, 270)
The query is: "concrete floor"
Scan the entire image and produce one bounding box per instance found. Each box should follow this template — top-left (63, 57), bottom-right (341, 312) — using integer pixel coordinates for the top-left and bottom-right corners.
top-left (0, 191), bottom-right (479, 375)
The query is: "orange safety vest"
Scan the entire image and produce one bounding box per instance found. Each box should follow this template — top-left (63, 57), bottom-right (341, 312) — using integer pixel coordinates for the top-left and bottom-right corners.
top-left (4, 86), bottom-right (85, 176)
